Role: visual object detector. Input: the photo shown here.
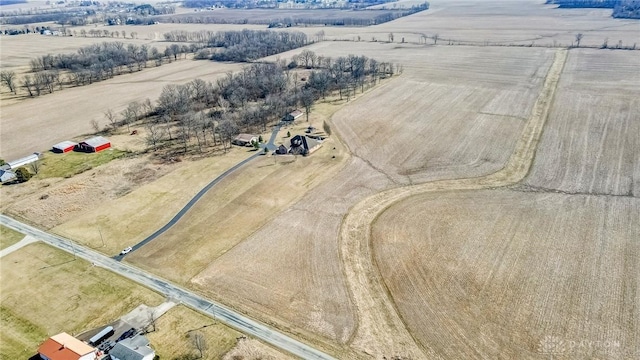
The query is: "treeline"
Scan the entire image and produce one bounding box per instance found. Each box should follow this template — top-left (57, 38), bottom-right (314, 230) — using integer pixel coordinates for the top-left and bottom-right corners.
top-left (293, 50), bottom-right (401, 101)
top-left (546, 0), bottom-right (618, 7)
top-left (613, 0), bottom-right (640, 18)
top-left (546, 0), bottom-right (640, 18)
top-left (0, 0), bottom-right (27, 5)
top-left (137, 53), bottom-right (395, 153)
top-left (5, 43), bottom-right (195, 97)
top-left (164, 29), bottom-right (308, 62)
top-left (158, 4), bottom-right (429, 27)
top-left (0, 7), bottom-right (94, 25)
top-left (182, 0), bottom-right (397, 9)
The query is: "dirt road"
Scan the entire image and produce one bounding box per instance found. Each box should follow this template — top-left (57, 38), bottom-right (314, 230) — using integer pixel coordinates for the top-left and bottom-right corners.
top-left (338, 48), bottom-right (568, 357)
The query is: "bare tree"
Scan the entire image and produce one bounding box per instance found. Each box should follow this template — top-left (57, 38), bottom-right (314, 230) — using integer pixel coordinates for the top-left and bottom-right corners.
top-left (104, 109), bottom-right (119, 130)
top-left (575, 33), bottom-right (583, 48)
top-left (190, 331), bottom-right (207, 358)
top-left (300, 89), bottom-right (315, 122)
top-left (0, 70), bottom-right (17, 94)
top-left (145, 122), bottom-right (165, 151)
top-left (433, 33), bottom-right (440, 45)
top-left (90, 119), bottom-right (100, 133)
top-left (22, 75), bottom-right (35, 97)
top-left (145, 309), bottom-right (157, 333)
top-left (388, 32), bottom-right (394, 42)
top-left (30, 160), bottom-right (41, 175)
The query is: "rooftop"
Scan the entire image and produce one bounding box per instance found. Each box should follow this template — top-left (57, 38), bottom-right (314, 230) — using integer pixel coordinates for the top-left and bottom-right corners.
top-left (38, 333), bottom-right (96, 360)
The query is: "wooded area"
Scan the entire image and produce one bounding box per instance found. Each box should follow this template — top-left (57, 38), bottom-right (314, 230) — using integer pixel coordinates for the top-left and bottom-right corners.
top-left (124, 51), bottom-right (397, 155)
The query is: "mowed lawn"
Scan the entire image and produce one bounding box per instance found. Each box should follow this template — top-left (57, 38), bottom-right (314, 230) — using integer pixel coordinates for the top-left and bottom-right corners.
top-left (0, 225), bottom-right (24, 250)
top-left (36, 149), bottom-right (128, 179)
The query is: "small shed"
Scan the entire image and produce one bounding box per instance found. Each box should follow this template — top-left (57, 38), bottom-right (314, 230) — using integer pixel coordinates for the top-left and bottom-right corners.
top-left (77, 136), bottom-right (111, 153)
top-left (0, 169), bottom-right (17, 184)
top-left (52, 140), bottom-right (78, 153)
top-left (7, 153), bottom-right (41, 169)
top-left (283, 109), bottom-right (303, 122)
top-left (232, 133), bottom-right (258, 147)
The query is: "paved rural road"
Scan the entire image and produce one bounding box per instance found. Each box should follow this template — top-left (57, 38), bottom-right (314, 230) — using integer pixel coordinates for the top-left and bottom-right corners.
top-left (115, 124), bottom-right (282, 260)
top-left (0, 214), bottom-right (335, 360)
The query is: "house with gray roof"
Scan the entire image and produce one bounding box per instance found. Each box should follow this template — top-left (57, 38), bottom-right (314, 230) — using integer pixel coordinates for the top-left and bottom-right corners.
top-left (108, 335), bottom-right (154, 360)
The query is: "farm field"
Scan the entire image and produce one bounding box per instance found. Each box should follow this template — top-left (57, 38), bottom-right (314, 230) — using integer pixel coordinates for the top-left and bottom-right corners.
top-left (0, 58), bottom-right (242, 160)
top-left (273, 43), bottom-right (556, 183)
top-left (179, 45), bottom-right (563, 354)
top-left (127, 132), bottom-right (347, 284)
top-left (366, 0), bottom-right (640, 47)
top-left (522, 49), bottom-right (640, 196)
top-left (371, 190), bottom-right (639, 359)
top-left (1, 0), bottom-right (639, 358)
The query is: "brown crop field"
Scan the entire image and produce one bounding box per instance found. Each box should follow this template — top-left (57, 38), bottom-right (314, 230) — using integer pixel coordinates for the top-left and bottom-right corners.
top-left (189, 45), bottom-right (562, 355)
top-left (0, 59), bottom-right (242, 160)
top-left (2, 0), bottom-right (639, 358)
top-left (522, 49), bottom-right (640, 196)
top-left (371, 190), bottom-right (639, 360)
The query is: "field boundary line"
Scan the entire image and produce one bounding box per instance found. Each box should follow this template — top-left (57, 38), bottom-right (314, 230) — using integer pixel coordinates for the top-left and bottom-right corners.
top-left (338, 49), bottom-right (567, 358)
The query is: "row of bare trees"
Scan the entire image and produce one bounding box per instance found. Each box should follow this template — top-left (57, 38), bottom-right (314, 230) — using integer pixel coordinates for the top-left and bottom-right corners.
top-left (163, 29), bottom-right (309, 62)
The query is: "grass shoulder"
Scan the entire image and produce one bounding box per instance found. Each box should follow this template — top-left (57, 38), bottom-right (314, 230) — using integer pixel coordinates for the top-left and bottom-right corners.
top-left (0, 225), bottom-right (24, 250)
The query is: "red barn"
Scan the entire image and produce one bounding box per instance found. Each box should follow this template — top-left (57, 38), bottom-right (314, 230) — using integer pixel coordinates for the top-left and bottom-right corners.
top-left (77, 136), bottom-right (110, 153)
top-left (52, 141), bottom-right (78, 153)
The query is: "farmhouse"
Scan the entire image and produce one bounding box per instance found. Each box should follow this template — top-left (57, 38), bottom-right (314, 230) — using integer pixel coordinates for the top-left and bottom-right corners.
top-left (232, 133), bottom-right (258, 147)
top-left (52, 141), bottom-right (78, 153)
top-left (283, 109), bottom-right (303, 122)
top-left (108, 335), bottom-right (155, 360)
top-left (38, 332), bottom-right (97, 360)
top-left (0, 169), bottom-right (17, 184)
top-left (7, 152), bottom-right (41, 169)
top-left (289, 135), bottom-right (322, 156)
top-left (76, 136), bottom-right (111, 153)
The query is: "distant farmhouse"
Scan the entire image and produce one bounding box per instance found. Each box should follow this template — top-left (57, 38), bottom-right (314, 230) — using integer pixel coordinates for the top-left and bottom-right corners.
top-left (76, 136), bottom-right (111, 153)
top-left (232, 133), bottom-right (258, 147)
top-left (38, 333), bottom-right (97, 360)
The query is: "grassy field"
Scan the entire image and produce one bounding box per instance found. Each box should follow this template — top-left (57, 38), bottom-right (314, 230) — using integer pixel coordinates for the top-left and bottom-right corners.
top-left (0, 225), bottom-right (24, 250)
top-left (146, 305), bottom-right (241, 360)
top-left (371, 190), bottom-right (639, 359)
top-left (0, 242), bottom-right (164, 359)
top-left (522, 49), bottom-right (640, 196)
top-left (51, 144), bottom-right (265, 256)
top-left (36, 149), bottom-right (128, 179)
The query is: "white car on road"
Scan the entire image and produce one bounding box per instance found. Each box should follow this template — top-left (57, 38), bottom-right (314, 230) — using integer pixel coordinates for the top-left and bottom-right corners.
top-left (120, 247), bottom-right (132, 255)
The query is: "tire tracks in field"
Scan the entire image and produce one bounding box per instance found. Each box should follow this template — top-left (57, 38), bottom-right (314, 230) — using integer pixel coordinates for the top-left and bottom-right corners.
top-left (338, 48), bottom-right (567, 358)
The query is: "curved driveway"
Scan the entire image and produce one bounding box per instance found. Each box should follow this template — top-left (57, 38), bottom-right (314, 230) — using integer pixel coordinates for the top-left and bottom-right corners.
top-left (115, 124), bottom-right (281, 260)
